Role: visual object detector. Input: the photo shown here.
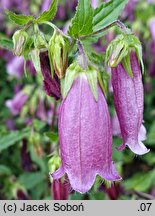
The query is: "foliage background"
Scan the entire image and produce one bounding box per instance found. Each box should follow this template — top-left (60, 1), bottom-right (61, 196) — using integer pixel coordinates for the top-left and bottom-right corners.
top-left (0, 0), bottom-right (155, 200)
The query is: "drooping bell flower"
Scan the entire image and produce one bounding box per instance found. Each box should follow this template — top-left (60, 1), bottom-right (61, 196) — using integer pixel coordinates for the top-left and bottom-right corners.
top-left (106, 34), bottom-right (149, 155)
top-left (40, 51), bottom-right (61, 100)
top-left (6, 56), bottom-right (24, 79)
top-left (6, 90), bottom-right (28, 115)
top-left (52, 178), bottom-right (69, 200)
top-left (112, 53), bottom-right (149, 155)
top-left (51, 62), bottom-right (121, 193)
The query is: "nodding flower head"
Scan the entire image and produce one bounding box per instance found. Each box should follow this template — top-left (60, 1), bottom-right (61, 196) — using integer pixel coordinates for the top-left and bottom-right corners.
top-left (106, 34), bottom-right (149, 155)
top-left (51, 62), bottom-right (121, 193)
top-left (111, 52), bottom-right (149, 155)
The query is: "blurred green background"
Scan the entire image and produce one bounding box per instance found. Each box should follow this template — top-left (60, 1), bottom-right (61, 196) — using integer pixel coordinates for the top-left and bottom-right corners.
top-left (0, 0), bottom-right (155, 200)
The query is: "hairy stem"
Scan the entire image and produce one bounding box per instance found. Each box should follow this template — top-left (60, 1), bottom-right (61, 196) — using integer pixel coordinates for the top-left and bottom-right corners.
top-left (80, 20), bottom-right (131, 39)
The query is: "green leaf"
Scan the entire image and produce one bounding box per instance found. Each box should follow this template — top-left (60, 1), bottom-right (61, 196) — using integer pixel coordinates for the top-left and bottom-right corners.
top-left (44, 132), bottom-right (58, 142)
top-left (124, 170), bottom-right (155, 192)
top-left (143, 152), bottom-right (155, 166)
top-left (0, 165), bottom-right (11, 176)
top-left (37, 0), bottom-right (58, 23)
top-left (18, 172), bottom-right (45, 190)
top-left (5, 10), bottom-right (34, 26)
top-left (93, 0), bottom-right (128, 32)
top-left (0, 37), bottom-right (13, 50)
top-left (68, 0), bottom-right (93, 38)
top-left (0, 128), bottom-right (29, 152)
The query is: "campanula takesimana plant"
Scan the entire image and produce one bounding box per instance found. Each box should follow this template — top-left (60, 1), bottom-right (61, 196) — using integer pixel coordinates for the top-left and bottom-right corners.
top-left (5, 0), bottom-right (150, 194)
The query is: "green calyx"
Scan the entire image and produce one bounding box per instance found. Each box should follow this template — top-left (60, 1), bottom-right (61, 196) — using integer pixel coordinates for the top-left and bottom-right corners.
top-left (62, 60), bottom-right (106, 102)
top-left (105, 34), bottom-right (144, 77)
top-left (13, 29), bottom-right (28, 56)
top-left (48, 155), bottom-right (61, 176)
top-left (34, 31), bottom-right (47, 50)
top-left (48, 30), bottom-right (70, 78)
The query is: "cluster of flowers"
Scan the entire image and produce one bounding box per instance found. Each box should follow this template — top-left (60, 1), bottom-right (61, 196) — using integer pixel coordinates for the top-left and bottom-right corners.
top-left (3, 0), bottom-right (152, 197)
top-left (39, 33), bottom-right (149, 193)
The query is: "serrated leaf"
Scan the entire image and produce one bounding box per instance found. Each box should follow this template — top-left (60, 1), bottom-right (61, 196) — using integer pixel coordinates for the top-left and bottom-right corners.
top-left (93, 0), bottom-right (128, 32)
top-left (0, 38), bottom-right (13, 50)
top-left (68, 0), bottom-right (93, 38)
top-left (0, 128), bottom-right (29, 152)
top-left (37, 0), bottom-right (58, 23)
top-left (5, 10), bottom-right (34, 26)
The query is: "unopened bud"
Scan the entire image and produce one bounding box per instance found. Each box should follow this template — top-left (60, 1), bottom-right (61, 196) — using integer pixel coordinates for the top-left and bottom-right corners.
top-left (13, 30), bottom-right (28, 56)
top-left (49, 31), bottom-right (70, 78)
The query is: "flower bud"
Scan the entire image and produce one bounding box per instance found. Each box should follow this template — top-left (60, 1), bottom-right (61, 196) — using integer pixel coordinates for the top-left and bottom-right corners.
top-left (48, 30), bottom-right (70, 78)
top-left (13, 30), bottom-right (28, 56)
top-left (52, 178), bottom-right (69, 200)
top-left (40, 51), bottom-right (61, 100)
top-left (111, 52), bottom-right (149, 155)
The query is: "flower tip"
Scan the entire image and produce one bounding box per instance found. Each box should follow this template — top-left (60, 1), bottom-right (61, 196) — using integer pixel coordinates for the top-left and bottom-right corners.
top-left (117, 142), bottom-right (150, 155)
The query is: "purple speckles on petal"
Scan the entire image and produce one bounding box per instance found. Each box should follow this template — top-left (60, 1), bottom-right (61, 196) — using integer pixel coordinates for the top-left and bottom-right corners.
top-left (52, 74), bottom-right (121, 193)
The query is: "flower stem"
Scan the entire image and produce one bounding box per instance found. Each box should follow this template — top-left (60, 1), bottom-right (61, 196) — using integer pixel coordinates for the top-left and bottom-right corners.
top-left (42, 21), bottom-right (72, 41)
top-left (80, 20), bottom-right (131, 39)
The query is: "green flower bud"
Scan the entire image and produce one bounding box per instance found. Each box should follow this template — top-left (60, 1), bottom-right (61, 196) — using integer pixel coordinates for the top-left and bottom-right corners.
top-left (48, 30), bottom-right (70, 78)
top-left (13, 30), bottom-right (28, 56)
top-left (34, 31), bottom-right (47, 49)
top-left (48, 155), bottom-right (61, 175)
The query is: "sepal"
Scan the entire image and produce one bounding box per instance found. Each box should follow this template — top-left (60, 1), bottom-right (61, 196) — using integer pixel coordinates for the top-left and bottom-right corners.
top-left (106, 34), bottom-right (144, 77)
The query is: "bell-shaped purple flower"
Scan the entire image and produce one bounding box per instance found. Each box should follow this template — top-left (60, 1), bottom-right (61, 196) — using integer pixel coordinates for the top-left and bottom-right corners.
top-left (51, 73), bottom-right (121, 193)
top-left (112, 52), bottom-right (149, 155)
top-left (6, 56), bottom-right (24, 79)
top-left (6, 90), bottom-right (28, 115)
